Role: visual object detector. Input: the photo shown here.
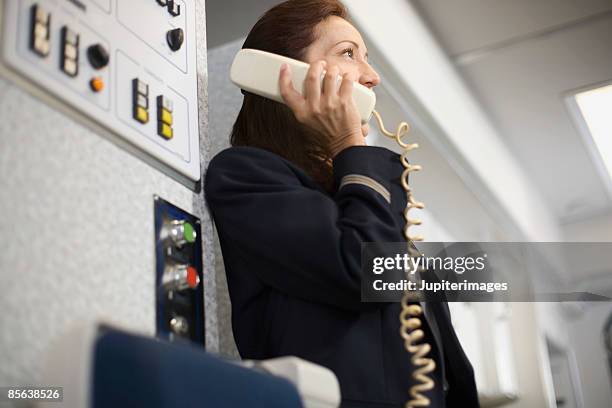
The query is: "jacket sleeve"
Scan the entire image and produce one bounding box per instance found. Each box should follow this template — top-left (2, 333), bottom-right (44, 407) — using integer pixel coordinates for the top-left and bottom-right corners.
top-left (204, 145), bottom-right (408, 311)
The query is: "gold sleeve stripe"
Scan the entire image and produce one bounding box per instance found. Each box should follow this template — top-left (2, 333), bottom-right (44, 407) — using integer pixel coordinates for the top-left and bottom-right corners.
top-left (339, 174), bottom-right (391, 204)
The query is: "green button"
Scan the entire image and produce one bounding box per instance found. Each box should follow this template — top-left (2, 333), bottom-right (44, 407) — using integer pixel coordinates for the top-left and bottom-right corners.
top-left (183, 222), bottom-right (196, 243)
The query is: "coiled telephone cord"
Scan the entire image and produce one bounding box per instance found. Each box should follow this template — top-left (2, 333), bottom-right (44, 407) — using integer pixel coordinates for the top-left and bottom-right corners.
top-left (372, 110), bottom-right (436, 408)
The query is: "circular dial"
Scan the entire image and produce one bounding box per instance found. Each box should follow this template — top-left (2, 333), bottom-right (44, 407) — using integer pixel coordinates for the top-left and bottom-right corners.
top-left (87, 44), bottom-right (110, 69)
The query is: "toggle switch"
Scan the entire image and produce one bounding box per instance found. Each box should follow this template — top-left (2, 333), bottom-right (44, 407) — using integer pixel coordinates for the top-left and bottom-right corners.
top-left (87, 43), bottom-right (110, 69)
top-left (167, 0), bottom-right (181, 17)
top-left (162, 264), bottom-right (200, 291)
top-left (60, 26), bottom-right (80, 77)
top-left (166, 28), bottom-right (184, 52)
top-left (158, 122), bottom-right (173, 139)
top-left (33, 4), bottom-right (50, 25)
top-left (30, 5), bottom-right (51, 58)
top-left (157, 95), bottom-right (174, 139)
top-left (160, 109), bottom-right (173, 126)
top-left (132, 78), bottom-right (150, 124)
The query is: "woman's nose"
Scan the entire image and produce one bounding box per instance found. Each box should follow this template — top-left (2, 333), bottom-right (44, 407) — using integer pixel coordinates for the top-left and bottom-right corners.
top-left (360, 62), bottom-right (380, 89)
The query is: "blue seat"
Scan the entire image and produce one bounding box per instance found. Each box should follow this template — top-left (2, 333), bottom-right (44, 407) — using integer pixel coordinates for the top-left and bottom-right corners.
top-left (92, 329), bottom-right (304, 408)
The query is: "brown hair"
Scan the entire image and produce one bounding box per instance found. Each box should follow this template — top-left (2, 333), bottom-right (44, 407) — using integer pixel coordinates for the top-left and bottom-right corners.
top-left (230, 0), bottom-right (349, 191)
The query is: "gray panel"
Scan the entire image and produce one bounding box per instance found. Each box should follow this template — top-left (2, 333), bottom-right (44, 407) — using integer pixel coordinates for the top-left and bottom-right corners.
top-left (207, 38), bottom-right (244, 358)
top-left (208, 39), bottom-right (243, 157)
top-left (1, 0), bottom-right (202, 183)
top-left (0, 0), bottom-right (227, 391)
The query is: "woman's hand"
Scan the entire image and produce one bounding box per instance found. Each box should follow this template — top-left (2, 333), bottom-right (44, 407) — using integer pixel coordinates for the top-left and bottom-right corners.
top-left (279, 60), bottom-right (365, 157)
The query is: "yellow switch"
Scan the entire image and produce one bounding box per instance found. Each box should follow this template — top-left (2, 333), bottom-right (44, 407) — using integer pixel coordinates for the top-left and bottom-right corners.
top-left (135, 106), bottom-right (149, 124)
top-left (158, 122), bottom-right (173, 139)
top-left (160, 108), bottom-right (173, 126)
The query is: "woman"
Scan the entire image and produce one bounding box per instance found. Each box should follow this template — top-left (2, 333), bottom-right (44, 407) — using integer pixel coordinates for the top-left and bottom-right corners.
top-left (205, 1), bottom-right (479, 406)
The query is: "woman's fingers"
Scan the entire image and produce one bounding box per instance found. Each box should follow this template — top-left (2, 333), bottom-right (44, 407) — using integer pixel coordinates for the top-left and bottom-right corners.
top-left (304, 60), bottom-right (326, 107)
top-left (279, 64), bottom-right (304, 113)
top-left (339, 72), bottom-right (356, 102)
top-left (279, 60), bottom-right (362, 153)
top-left (322, 65), bottom-right (340, 100)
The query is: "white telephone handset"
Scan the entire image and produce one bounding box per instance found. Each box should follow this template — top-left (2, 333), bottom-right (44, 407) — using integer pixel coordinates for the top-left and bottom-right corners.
top-left (230, 48), bottom-right (376, 124)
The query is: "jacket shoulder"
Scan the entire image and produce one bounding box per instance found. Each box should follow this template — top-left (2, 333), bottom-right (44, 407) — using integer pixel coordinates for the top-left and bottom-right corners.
top-left (206, 146), bottom-right (298, 177)
top-left (204, 146), bottom-right (302, 197)
top-left (207, 146), bottom-right (288, 168)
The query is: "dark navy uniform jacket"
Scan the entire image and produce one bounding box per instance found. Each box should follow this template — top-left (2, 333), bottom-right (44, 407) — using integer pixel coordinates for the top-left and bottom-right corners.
top-left (204, 145), bottom-right (479, 408)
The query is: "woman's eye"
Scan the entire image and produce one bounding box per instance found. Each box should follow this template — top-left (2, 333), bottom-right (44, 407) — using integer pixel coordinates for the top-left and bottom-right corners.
top-left (341, 48), bottom-right (354, 59)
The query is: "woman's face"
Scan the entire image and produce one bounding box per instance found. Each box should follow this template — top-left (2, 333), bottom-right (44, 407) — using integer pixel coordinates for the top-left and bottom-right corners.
top-left (304, 16), bottom-right (381, 136)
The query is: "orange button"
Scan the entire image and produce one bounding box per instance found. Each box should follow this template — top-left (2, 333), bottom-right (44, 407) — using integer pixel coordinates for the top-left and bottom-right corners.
top-left (90, 77), bottom-right (104, 92)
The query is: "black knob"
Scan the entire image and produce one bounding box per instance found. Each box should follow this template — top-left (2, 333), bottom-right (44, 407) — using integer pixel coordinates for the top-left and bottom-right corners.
top-left (87, 43), bottom-right (109, 69)
top-left (166, 28), bottom-right (184, 52)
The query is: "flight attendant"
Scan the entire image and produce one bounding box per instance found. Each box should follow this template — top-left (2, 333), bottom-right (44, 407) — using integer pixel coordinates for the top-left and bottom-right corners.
top-left (205, 1), bottom-right (479, 406)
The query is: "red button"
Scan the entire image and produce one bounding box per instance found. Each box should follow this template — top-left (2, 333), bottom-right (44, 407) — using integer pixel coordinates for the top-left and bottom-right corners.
top-left (186, 266), bottom-right (199, 289)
